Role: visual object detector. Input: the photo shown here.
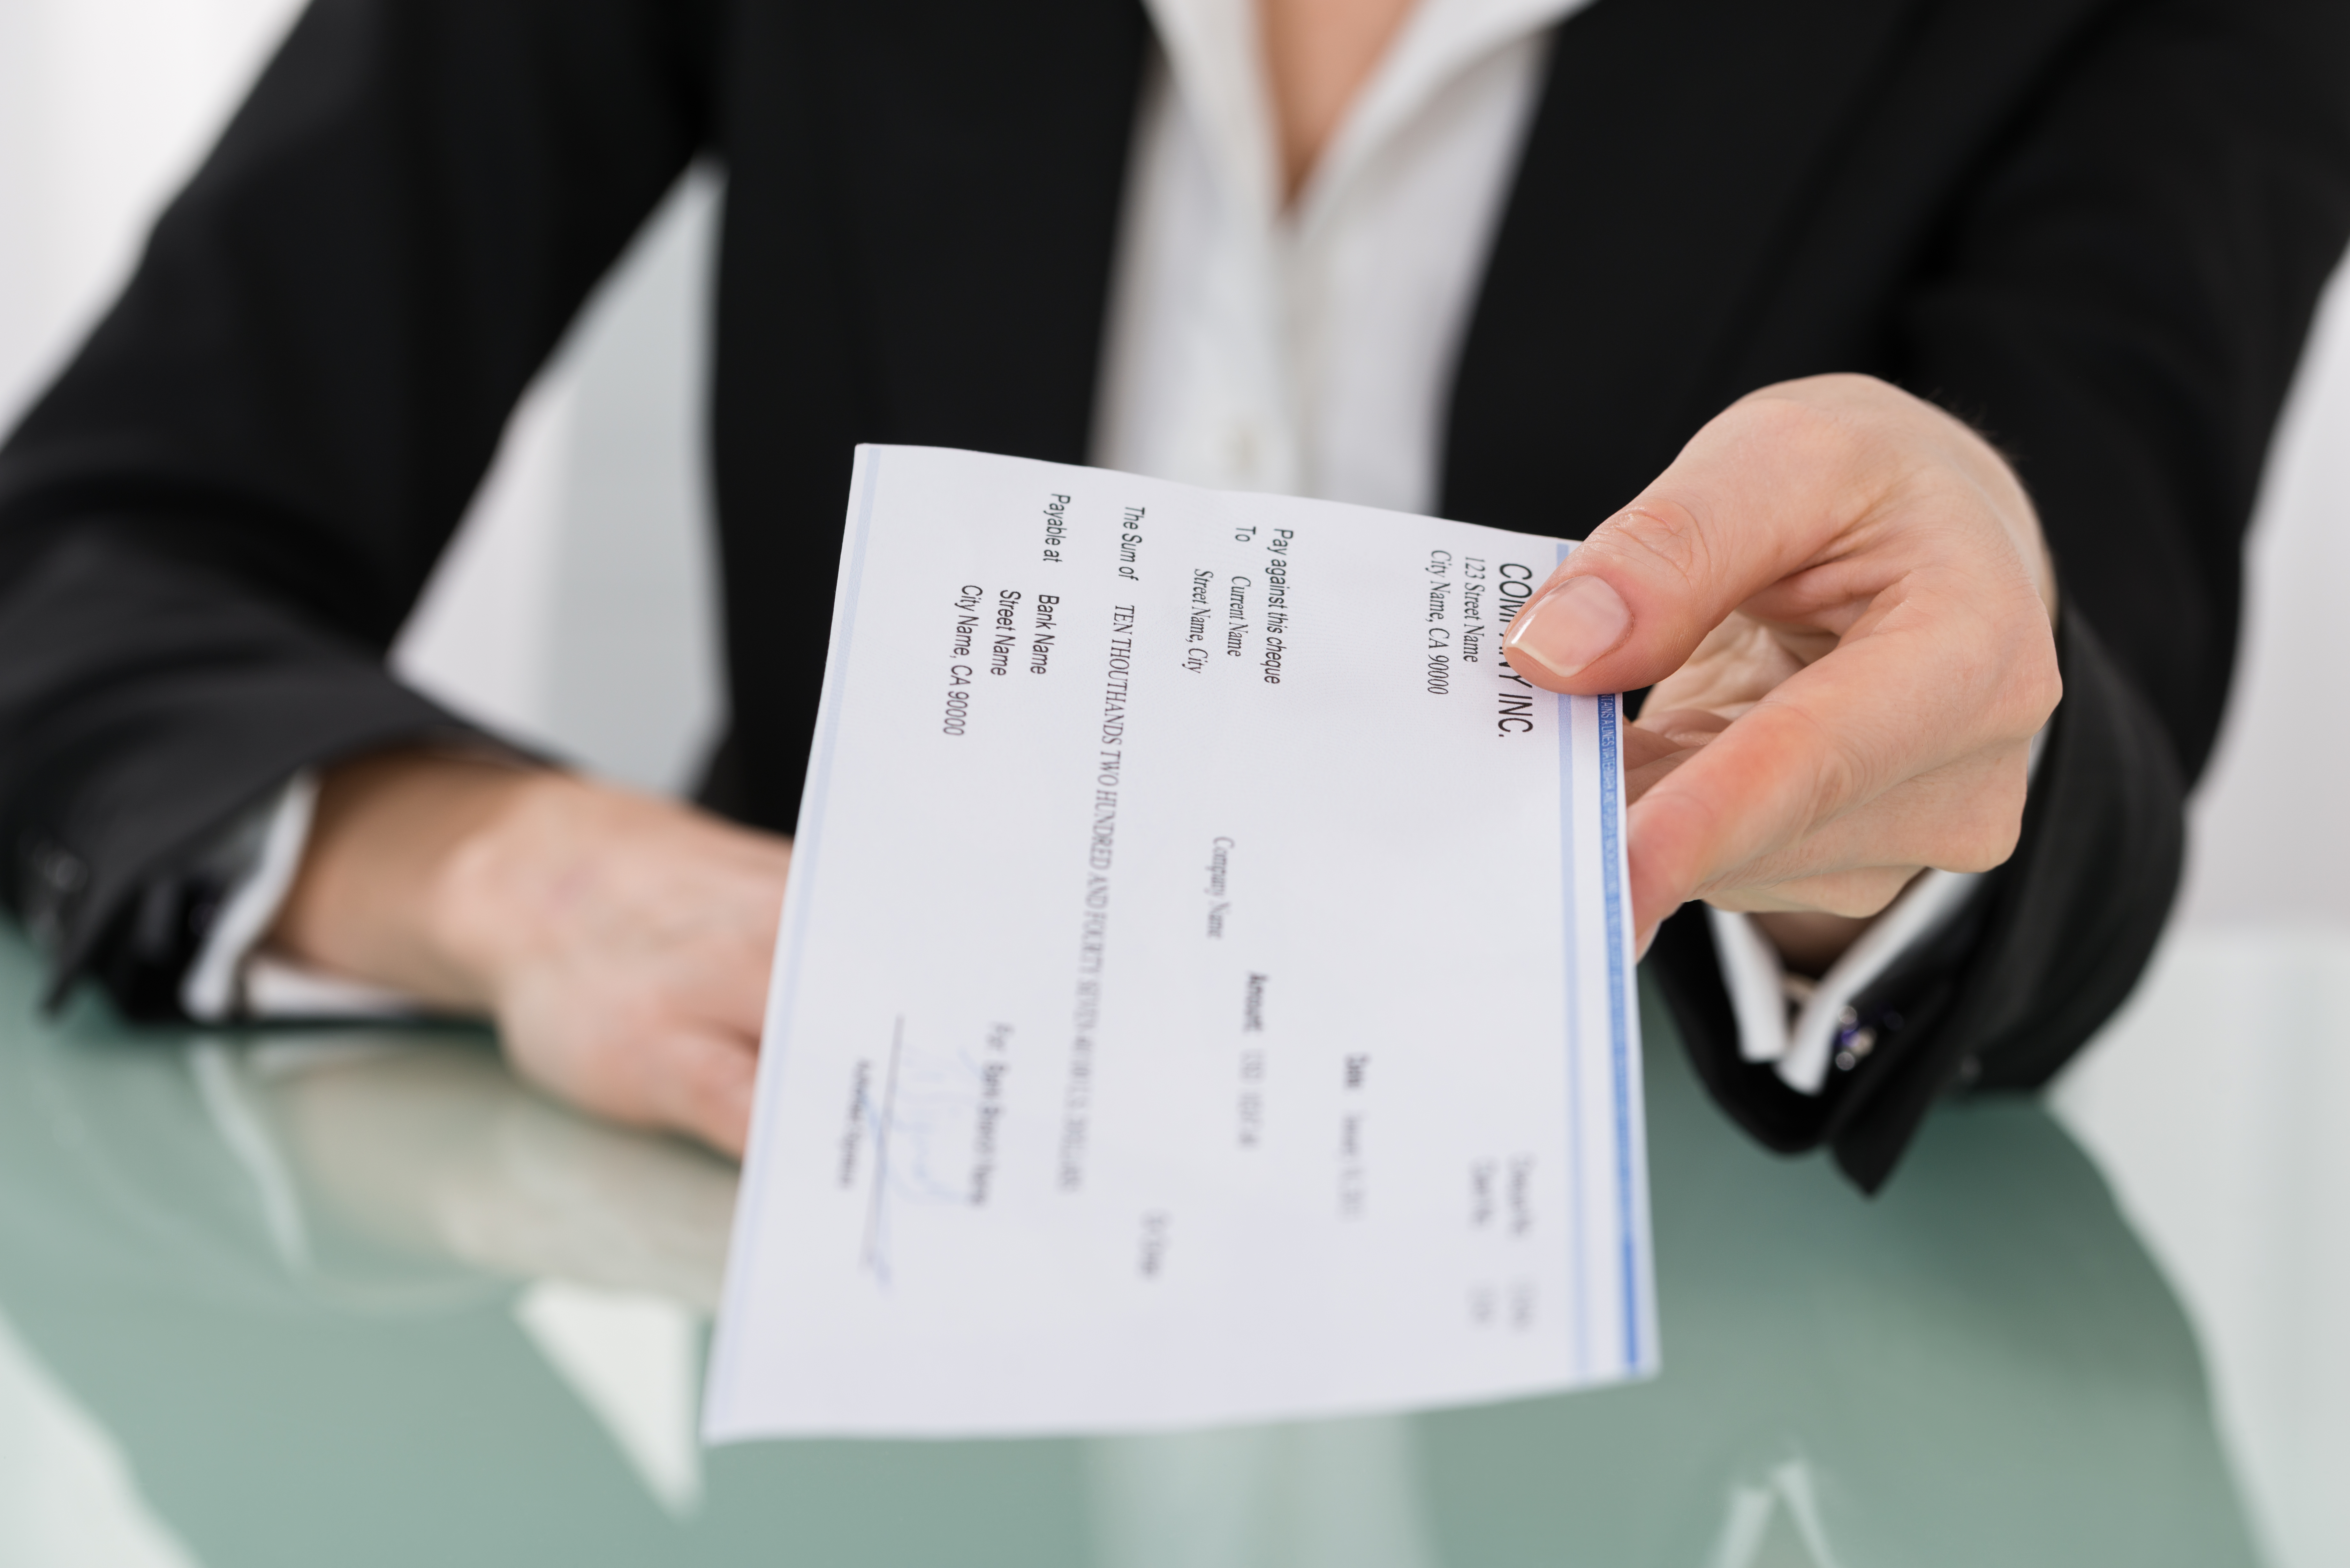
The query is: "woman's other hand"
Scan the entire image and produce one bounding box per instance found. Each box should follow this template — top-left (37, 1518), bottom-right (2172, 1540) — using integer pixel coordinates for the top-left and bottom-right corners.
top-left (271, 753), bottom-right (790, 1156)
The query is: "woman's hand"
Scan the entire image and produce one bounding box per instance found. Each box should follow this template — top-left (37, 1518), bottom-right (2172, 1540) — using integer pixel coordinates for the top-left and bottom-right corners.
top-left (270, 753), bottom-right (790, 1156)
top-left (1501, 373), bottom-right (2061, 962)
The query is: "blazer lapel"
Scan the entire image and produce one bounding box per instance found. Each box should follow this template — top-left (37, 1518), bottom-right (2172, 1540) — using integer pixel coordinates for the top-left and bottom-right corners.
top-left (781, 0), bottom-right (1154, 464)
top-left (1442, 0), bottom-right (1930, 535)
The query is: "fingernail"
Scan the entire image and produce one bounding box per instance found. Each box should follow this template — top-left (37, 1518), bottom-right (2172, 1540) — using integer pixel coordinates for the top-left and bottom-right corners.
top-left (1505, 575), bottom-right (1631, 680)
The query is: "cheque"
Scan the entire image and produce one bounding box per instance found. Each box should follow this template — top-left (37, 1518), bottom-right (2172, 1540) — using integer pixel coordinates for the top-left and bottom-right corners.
top-left (705, 445), bottom-right (1655, 1439)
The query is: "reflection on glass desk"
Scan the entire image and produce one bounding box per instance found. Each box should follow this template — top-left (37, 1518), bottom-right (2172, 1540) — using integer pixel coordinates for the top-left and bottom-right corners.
top-left (0, 935), bottom-right (2262, 1567)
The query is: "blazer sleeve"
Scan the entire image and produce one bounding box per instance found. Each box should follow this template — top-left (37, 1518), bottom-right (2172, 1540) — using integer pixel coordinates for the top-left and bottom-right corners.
top-left (1657, 0), bottom-right (2350, 1190)
top-left (0, 0), bottom-right (712, 1008)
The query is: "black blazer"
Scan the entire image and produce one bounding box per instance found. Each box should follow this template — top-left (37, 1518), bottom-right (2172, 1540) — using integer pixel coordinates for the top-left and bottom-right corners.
top-left (3, 0), bottom-right (2346, 1188)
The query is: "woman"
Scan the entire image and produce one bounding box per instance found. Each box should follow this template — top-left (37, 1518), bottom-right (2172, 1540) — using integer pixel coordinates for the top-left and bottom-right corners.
top-left (2, 0), bottom-right (2344, 1187)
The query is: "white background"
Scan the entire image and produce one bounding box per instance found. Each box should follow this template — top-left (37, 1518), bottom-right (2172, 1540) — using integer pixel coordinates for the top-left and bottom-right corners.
top-left (0, 0), bottom-right (725, 794)
top-left (1, 1), bottom-right (2346, 1561)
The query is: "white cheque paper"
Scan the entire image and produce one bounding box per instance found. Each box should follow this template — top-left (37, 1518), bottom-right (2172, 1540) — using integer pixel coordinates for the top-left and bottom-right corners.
top-left (706, 445), bottom-right (1656, 1439)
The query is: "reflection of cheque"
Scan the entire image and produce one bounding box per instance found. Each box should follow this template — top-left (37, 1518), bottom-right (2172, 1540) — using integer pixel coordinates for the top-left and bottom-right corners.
top-left (265, 1035), bottom-right (736, 1311)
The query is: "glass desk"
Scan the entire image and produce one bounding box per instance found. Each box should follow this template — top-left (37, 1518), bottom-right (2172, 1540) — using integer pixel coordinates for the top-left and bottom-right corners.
top-left (0, 935), bottom-right (2262, 1566)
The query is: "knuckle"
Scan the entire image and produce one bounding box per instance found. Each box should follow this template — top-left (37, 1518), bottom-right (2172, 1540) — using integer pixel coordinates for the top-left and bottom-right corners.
top-left (1736, 388), bottom-right (1878, 472)
top-left (565, 1003), bottom-right (672, 1115)
top-left (1774, 701), bottom-right (1867, 828)
top-left (1941, 797), bottom-right (2024, 872)
top-left (2021, 655), bottom-right (2064, 726)
top-left (686, 1041), bottom-right (743, 1107)
top-left (1599, 496), bottom-right (1713, 592)
top-left (1821, 873), bottom-right (1908, 920)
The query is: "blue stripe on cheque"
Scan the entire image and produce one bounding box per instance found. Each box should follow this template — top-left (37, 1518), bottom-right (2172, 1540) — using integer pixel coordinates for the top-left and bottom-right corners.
top-left (1596, 690), bottom-right (1639, 1372)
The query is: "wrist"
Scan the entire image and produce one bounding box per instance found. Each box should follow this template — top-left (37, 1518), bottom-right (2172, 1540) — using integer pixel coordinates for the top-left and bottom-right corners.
top-left (1750, 908), bottom-right (1876, 977)
top-left (426, 768), bottom-right (609, 1001)
top-left (271, 749), bottom-right (552, 1008)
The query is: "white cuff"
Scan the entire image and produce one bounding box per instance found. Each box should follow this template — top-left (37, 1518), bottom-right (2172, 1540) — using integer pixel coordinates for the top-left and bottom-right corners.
top-left (181, 774), bottom-right (318, 1020)
top-left (180, 772), bottom-right (418, 1022)
top-left (1704, 724), bottom-right (2048, 1095)
top-left (1707, 869), bottom-right (1983, 1097)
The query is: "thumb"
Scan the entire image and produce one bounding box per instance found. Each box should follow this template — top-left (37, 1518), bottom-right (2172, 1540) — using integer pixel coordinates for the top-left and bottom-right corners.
top-left (1501, 391), bottom-right (1875, 693)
